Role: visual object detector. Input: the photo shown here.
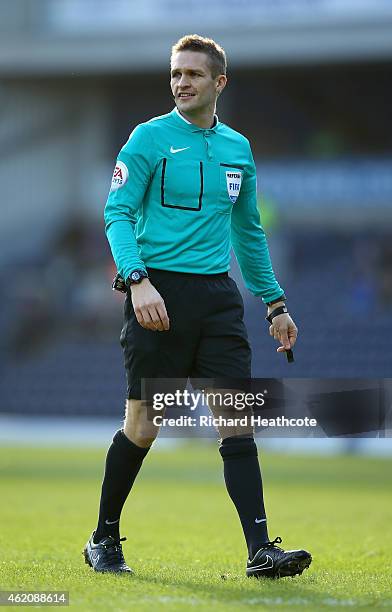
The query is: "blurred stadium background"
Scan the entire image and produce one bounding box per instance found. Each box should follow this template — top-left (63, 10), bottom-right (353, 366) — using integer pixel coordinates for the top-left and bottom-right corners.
top-left (0, 0), bottom-right (391, 453)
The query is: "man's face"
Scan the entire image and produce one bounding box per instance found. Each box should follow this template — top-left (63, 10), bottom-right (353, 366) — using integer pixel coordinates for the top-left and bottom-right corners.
top-left (170, 50), bottom-right (225, 115)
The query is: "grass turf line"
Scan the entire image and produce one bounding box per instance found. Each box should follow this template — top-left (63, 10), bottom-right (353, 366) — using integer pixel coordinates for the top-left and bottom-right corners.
top-left (0, 444), bottom-right (391, 611)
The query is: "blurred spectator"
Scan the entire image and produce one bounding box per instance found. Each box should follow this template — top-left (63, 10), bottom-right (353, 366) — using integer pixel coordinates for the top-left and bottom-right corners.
top-left (378, 238), bottom-right (392, 308)
top-left (3, 213), bottom-right (122, 357)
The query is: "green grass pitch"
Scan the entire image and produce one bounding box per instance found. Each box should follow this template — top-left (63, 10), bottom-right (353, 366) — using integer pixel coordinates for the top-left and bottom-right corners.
top-left (0, 443), bottom-right (391, 611)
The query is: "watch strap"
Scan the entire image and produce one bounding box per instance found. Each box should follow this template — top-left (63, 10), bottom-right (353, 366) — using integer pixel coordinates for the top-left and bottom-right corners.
top-left (112, 273), bottom-right (127, 293)
top-left (126, 269), bottom-right (149, 286)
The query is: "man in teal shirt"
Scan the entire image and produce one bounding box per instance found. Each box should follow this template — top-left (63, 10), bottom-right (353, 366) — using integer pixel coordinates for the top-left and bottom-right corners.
top-left (84, 34), bottom-right (311, 579)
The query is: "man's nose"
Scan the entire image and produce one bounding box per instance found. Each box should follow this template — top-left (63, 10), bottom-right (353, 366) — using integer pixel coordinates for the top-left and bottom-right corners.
top-left (178, 74), bottom-right (190, 88)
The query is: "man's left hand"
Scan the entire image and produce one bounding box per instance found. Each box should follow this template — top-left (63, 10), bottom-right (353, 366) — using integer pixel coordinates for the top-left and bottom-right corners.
top-left (268, 313), bottom-right (298, 353)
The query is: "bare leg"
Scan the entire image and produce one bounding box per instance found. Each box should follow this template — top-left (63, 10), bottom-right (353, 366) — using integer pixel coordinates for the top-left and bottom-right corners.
top-left (204, 387), bottom-right (254, 440)
top-left (123, 399), bottom-right (161, 447)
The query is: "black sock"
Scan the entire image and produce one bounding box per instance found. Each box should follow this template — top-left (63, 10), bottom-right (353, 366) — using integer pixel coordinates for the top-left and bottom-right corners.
top-left (94, 429), bottom-right (150, 543)
top-left (219, 436), bottom-right (269, 559)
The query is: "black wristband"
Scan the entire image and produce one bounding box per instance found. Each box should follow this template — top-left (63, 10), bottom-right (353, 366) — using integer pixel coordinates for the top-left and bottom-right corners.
top-left (265, 305), bottom-right (288, 324)
top-left (265, 293), bottom-right (286, 307)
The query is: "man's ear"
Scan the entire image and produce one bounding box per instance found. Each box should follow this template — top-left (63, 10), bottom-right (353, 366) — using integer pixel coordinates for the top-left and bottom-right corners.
top-left (216, 74), bottom-right (227, 95)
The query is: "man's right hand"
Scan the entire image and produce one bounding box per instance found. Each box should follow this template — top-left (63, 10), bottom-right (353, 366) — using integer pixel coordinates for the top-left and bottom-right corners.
top-left (130, 278), bottom-right (170, 331)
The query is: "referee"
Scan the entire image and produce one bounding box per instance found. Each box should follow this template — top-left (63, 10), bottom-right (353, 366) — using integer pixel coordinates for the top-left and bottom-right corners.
top-left (84, 34), bottom-right (312, 579)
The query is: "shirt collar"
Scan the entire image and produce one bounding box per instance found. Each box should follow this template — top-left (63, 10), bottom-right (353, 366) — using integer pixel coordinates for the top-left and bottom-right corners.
top-left (172, 107), bottom-right (219, 132)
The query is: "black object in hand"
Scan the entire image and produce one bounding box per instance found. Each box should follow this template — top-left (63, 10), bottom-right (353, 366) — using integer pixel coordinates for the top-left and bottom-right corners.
top-left (286, 349), bottom-right (294, 363)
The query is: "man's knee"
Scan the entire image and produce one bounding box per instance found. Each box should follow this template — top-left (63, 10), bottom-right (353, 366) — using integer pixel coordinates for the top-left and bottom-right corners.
top-left (123, 399), bottom-right (159, 448)
top-left (206, 388), bottom-right (254, 440)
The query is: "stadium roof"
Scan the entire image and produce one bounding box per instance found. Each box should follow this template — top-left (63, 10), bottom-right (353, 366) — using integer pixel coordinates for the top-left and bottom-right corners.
top-left (1, 0), bottom-right (392, 75)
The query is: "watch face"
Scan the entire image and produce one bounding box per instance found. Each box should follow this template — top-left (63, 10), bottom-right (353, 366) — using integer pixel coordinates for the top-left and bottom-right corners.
top-left (131, 272), bottom-right (141, 282)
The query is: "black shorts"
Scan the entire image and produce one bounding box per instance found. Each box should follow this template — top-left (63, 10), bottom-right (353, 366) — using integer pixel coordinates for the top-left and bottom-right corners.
top-left (120, 268), bottom-right (251, 399)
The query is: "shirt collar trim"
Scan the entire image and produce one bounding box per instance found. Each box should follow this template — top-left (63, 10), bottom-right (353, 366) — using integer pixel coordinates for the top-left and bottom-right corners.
top-left (173, 107), bottom-right (219, 131)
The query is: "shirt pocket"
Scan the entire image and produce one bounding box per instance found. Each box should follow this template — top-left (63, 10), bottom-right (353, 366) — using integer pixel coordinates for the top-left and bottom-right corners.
top-left (160, 158), bottom-right (204, 212)
top-left (217, 163), bottom-right (244, 214)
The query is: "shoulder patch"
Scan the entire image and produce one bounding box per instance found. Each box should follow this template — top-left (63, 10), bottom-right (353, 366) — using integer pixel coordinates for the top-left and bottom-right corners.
top-left (111, 160), bottom-right (129, 191)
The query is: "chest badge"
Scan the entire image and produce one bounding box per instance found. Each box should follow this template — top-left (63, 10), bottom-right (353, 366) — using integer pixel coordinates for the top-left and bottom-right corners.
top-left (225, 171), bottom-right (242, 203)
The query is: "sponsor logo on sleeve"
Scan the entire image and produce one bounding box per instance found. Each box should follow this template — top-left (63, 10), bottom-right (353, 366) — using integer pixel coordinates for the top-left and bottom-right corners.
top-left (111, 160), bottom-right (129, 191)
top-left (225, 171), bottom-right (242, 203)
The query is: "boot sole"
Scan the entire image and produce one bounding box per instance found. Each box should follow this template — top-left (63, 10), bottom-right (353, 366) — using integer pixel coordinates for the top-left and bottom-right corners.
top-left (83, 547), bottom-right (92, 568)
top-left (277, 552), bottom-right (312, 577)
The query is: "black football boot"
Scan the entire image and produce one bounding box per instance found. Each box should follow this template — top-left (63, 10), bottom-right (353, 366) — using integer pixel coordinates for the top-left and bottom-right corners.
top-left (83, 531), bottom-right (133, 574)
top-left (246, 536), bottom-right (312, 579)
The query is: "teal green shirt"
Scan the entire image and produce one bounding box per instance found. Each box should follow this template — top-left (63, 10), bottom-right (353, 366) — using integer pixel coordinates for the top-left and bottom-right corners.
top-left (104, 108), bottom-right (284, 303)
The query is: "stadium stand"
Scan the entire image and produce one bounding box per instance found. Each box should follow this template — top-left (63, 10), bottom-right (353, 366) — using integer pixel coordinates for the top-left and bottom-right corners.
top-left (0, 0), bottom-right (391, 417)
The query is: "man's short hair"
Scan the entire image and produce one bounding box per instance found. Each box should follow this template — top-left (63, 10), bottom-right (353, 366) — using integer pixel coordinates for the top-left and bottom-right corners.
top-left (171, 34), bottom-right (227, 78)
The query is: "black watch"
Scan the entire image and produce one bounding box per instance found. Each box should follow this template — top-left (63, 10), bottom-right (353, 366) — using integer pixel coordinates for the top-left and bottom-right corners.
top-left (266, 293), bottom-right (286, 307)
top-left (126, 269), bottom-right (149, 287)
